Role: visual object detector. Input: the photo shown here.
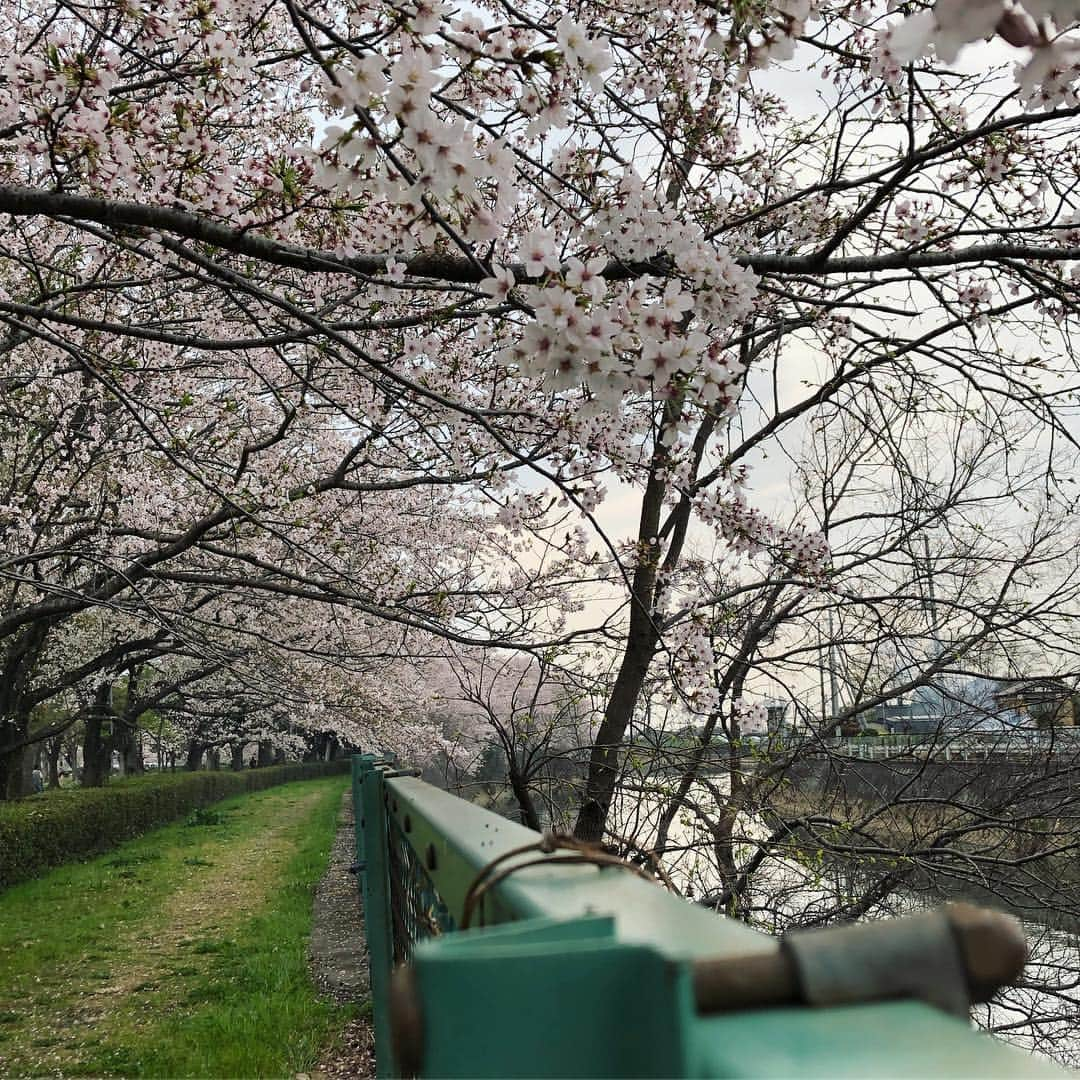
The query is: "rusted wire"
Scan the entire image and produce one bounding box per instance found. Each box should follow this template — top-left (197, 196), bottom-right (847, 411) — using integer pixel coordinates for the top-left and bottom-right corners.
top-left (459, 830), bottom-right (661, 929)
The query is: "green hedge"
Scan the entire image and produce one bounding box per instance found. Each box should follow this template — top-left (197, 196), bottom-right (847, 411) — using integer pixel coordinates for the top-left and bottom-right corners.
top-left (0, 760), bottom-right (351, 890)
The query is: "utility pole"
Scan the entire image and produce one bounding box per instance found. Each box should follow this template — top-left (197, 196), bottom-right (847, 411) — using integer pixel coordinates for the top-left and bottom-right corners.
top-left (920, 531), bottom-right (948, 725)
top-left (827, 608), bottom-right (840, 730)
top-left (922, 533), bottom-right (939, 629)
top-left (817, 625), bottom-right (829, 730)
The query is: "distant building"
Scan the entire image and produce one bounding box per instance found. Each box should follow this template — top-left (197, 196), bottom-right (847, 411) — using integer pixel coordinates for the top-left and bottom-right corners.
top-left (766, 702), bottom-right (788, 734)
top-left (849, 681), bottom-right (957, 734)
top-left (990, 677), bottom-right (1079, 728)
top-left (844, 676), bottom-right (1080, 735)
top-left (857, 700), bottom-right (947, 735)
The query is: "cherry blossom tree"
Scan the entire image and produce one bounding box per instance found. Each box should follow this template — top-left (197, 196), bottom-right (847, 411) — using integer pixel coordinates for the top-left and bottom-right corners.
top-left (434, 648), bottom-right (605, 825)
top-left (2, 0), bottom-right (1080, 841)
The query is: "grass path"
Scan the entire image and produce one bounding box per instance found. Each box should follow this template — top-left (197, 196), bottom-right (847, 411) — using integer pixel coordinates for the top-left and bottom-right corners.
top-left (0, 776), bottom-right (353, 1078)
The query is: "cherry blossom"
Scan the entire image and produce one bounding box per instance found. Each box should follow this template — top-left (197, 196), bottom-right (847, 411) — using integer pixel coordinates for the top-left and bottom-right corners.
top-left (0, 0), bottom-right (1078, 839)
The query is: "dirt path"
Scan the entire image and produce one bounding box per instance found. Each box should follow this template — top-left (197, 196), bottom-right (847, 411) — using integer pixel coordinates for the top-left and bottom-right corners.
top-left (307, 791), bottom-right (376, 1080)
top-left (82, 786), bottom-right (330, 1016)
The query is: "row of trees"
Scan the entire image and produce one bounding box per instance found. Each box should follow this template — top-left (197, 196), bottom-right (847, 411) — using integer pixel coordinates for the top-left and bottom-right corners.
top-left (3, 0), bottom-right (1080, 1054)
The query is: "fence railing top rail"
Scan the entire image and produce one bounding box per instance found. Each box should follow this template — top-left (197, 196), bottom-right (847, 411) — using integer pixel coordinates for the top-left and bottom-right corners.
top-left (352, 753), bottom-right (1063, 1079)
top-left (381, 772), bottom-right (771, 962)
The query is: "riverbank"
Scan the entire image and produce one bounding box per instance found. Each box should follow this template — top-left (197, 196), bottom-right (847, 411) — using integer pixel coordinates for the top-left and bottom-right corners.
top-left (765, 783), bottom-right (1080, 928)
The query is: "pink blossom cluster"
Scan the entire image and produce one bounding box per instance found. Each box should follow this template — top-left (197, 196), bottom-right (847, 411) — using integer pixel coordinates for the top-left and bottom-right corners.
top-left (480, 172), bottom-right (758, 408)
top-left (958, 278), bottom-right (994, 324)
top-left (876, 0), bottom-right (1080, 108)
top-left (695, 490), bottom-right (830, 576)
top-left (488, 265), bottom-right (753, 409)
top-left (706, 0), bottom-right (819, 73)
top-left (666, 618), bottom-right (721, 713)
top-left (733, 700), bottom-right (769, 736)
top-left (0, 4), bottom-right (294, 215)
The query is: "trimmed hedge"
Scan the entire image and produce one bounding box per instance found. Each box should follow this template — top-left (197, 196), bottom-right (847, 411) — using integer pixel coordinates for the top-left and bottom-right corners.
top-left (0, 759), bottom-right (351, 890)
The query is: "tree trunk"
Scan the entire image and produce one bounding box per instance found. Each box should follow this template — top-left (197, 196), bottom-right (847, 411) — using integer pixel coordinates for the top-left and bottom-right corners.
top-left (257, 741), bottom-right (274, 767)
top-left (709, 809), bottom-right (742, 917)
top-left (115, 723), bottom-right (143, 776)
top-left (82, 719), bottom-right (109, 786)
top-left (185, 740), bottom-right (206, 771)
top-left (571, 407), bottom-right (690, 844)
top-left (0, 624), bottom-right (52, 800)
top-left (231, 743), bottom-right (245, 771)
top-left (572, 628), bottom-right (658, 843)
top-left (82, 686), bottom-right (115, 788)
top-left (121, 728), bottom-right (144, 775)
top-left (0, 743), bottom-right (27, 799)
top-left (508, 759), bottom-right (542, 832)
top-left (46, 737), bottom-right (62, 789)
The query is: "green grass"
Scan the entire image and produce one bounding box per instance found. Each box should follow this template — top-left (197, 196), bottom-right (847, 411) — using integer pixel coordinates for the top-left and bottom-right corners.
top-left (0, 777), bottom-right (355, 1078)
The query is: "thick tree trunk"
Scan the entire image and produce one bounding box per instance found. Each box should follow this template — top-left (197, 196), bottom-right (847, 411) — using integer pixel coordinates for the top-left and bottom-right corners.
top-left (185, 740), bottom-right (206, 771)
top-left (0, 742), bottom-right (28, 799)
top-left (231, 743), bottom-right (245, 771)
top-left (257, 741), bottom-right (274, 767)
top-left (0, 712), bottom-right (33, 799)
top-left (572, 626), bottom-right (658, 843)
top-left (82, 724), bottom-right (109, 786)
top-left (16, 749), bottom-right (33, 798)
top-left (508, 760), bottom-right (542, 832)
top-left (82, 686), bottom-right (115, 788)
top-left (115, 723), bottom-right (144, 776)
top-left (571, 405), bottom-right (695, 844)
top-left (573, 548), bottom-right (664, 842)
top-left (0, 624), bottom-right (51, 800)
top-left (122, 728), bottom-right (144, 775)
top-left (709, 809), bottom-right (742, 917)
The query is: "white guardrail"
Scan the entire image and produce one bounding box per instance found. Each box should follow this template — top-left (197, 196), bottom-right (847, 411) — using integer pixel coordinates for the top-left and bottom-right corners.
top-left (824, 729), bottom-right (1080, 761)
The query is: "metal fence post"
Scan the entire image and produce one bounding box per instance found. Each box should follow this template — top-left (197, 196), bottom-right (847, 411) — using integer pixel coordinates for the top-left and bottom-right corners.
top-left (351, 754), bottom-right (367, 885)
top-left (358, 755), bottom-right (395, 1077)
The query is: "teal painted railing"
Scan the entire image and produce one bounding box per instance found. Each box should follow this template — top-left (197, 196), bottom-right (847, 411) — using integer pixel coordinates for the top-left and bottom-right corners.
top-left (351, 753), bottom-right (1063, 1078)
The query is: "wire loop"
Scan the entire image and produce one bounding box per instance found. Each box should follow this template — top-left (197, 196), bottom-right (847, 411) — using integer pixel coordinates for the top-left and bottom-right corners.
top-left (460, 830), bottom-right (663, 929)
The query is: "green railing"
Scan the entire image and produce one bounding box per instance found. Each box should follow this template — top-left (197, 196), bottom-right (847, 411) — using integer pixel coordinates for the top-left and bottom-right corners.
top-left (351, 753), bottom-right (1064, 1078)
